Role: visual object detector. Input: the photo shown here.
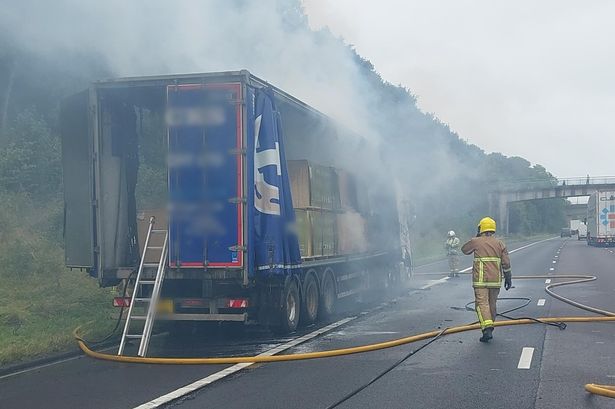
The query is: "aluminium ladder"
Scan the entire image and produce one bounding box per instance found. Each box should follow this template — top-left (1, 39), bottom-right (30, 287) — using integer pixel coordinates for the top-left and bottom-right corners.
top-left (118, 216), bottom-right (168, 357)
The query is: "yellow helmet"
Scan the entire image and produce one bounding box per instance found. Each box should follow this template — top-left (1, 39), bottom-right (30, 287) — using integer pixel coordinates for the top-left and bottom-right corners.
top-left (478, 217), bottom-right (496, 234)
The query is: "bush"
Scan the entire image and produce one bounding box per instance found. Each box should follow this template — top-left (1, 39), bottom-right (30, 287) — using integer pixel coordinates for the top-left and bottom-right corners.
top-left (0, 109), bottom-right (61, 198)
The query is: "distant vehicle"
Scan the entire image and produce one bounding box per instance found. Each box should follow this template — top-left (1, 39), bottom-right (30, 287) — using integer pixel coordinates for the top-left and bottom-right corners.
top-left (60, 71), bottom-right (412, 338)
top-left (577, 222), bottom-right (587, 240)
top-left (586, 190), bottom-right (615, 247)
top-left (561, 228), bottom-right (572, 238)
top-left (569, 219), bottom-right (582, 235)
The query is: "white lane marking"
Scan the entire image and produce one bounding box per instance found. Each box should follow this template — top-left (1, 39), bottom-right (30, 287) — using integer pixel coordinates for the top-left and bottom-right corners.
top-left (554, 255), bottom-right (558, 258)
top-left (517, 347), bottom-right (535, 369)
top-left (537, 299), bottom-right (546, 306)
top-left (552, 260), bottom-right (557, 264)
top-left (413, 272), bottom-right (452, 276)
top-left (134, 317), bottom-right (356, 409)
top-left (545, 279), bottom-right (551, 284)
top-left (549, 267), bottom-right (555, 271)
top-left (509, 237), bottom-right (558, 253)
top-left (0, 344), bottom-right (118, 381)
top-left (420, 276), bottom-right (450, 290)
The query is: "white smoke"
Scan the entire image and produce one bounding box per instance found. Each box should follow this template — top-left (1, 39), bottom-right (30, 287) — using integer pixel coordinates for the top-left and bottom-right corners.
top-left (1, 0), bottom-right (376, 135)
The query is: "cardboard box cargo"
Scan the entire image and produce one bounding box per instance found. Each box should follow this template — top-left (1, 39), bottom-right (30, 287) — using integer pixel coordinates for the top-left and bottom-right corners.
top-left (337, 169), bottom-right (359, 211)
top-left (288, 160), bottom-right (340, 210)
top-left (337, 212), bottom-right (368, 254)
top-left (136, 208), bottom-right (167, 263)
top-left (294, 209), bottom-right (312, 257)
top-left (293, 209), bottom-right (337, 258)
top-left (310, 210), bottom-right (337, 257)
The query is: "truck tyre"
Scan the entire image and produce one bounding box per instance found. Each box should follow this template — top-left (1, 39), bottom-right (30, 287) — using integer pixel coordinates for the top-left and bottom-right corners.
top-left (319, 270), bottom-right (336, 320)
top-left (276, 279), bottom-right (300, 334)
top-left (301, 273), bottom-right (319, 325)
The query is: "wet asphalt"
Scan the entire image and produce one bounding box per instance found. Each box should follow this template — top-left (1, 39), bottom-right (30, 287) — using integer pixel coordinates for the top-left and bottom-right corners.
top-left (1, 237), bottom-right (614, 409)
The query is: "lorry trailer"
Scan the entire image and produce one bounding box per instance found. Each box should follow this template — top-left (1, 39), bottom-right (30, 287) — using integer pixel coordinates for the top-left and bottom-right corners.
top-left (60, 70), bottom-right (412, 341)
top-left (586, 190), bottom-right (615, 246)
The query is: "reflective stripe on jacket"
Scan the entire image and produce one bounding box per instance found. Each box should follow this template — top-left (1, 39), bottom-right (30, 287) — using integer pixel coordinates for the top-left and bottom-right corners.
top-left (446, 237), bottom-right (460, 255)
top-left (461, 235), bottom-right (511, 288)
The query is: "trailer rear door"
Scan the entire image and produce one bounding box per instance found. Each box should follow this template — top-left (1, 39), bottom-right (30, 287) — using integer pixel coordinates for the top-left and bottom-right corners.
top-left (60, 90), bottom-right (95, 268)
top-left (167, 83), bottom-right (244, 268)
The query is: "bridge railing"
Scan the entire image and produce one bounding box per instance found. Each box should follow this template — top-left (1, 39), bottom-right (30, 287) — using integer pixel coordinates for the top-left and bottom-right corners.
top-left (556, 176), bottom-right (615, 186)
top-left (491, 176), bottom-right (615, 192)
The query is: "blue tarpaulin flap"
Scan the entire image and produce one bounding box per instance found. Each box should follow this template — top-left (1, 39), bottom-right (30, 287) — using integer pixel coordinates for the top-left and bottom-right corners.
top-left (251, 88), bottom-right (302, 274)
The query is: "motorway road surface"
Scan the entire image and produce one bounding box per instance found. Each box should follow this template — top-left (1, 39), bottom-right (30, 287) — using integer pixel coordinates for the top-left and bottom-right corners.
top-left (2, 238), bottom-right (615, 409)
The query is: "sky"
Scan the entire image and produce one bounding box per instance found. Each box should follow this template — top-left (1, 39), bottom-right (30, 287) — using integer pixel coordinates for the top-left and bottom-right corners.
top-left (302, 0), bottom-right (615, 178)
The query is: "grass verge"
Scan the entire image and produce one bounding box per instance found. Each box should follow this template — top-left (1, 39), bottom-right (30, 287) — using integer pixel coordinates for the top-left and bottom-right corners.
top-left (0, 269), bottom-right (117, 366)
top-left (0, 194), bottom-right (117, 366)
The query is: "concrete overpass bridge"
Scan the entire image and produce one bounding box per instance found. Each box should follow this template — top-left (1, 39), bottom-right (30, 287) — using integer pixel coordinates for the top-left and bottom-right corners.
top-left (564, 204), bottom-right (588, 221)
top-left (488, 176), bottom-right (615, 234)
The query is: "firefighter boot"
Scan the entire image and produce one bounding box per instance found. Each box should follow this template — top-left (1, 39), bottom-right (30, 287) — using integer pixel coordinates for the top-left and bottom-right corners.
top-left (479, 327), bottom-right (493, 343)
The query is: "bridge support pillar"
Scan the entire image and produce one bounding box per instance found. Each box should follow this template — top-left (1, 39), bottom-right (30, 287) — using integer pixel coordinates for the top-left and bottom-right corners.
top-left (498, 196), bottom-right (509, 235)
top-left (488, 193), bottom-right (509, 235)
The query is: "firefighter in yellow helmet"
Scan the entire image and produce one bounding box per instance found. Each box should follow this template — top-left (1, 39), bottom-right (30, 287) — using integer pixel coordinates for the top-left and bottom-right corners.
top-left (461, 217), bottom-right (512, 342)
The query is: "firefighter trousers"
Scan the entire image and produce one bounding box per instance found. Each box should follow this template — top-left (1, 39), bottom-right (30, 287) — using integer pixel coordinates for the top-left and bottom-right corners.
top-left (448, 254), bottom-right (459, 273)
top-left (474, 287), bottom-right (500, 330)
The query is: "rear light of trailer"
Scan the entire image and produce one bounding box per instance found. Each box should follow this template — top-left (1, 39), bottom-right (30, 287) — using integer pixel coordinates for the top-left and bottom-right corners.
top-left (113, 297), bottom-right (131, 307)
top-left (228, 299), bottom-right (248, 308)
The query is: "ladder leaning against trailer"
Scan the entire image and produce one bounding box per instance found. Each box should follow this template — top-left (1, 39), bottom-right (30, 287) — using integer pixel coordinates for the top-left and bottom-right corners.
top-left (118, 216), bottom-right (168, 357)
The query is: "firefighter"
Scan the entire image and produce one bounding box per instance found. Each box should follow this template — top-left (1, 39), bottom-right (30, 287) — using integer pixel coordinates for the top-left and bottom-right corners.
top-left (445, 231), bottom-right (461, 277)
top-left (461, 217), bottom-right (512, 342)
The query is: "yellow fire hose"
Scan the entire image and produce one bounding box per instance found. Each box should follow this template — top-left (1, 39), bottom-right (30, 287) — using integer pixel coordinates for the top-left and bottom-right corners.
top-left (74, 274), bottom-right (615, 399)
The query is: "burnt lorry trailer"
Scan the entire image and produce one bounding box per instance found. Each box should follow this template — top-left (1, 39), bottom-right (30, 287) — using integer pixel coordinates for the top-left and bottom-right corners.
top-left (61, 71), bottom-right (411, 341)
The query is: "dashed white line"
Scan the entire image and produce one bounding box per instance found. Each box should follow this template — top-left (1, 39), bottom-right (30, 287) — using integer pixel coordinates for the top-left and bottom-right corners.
top-left (420, 276), bottom-right (451, 290)
top-left (552, 260), bottom-right (557, 264)
top-left (545, 279), bottom-right (551, 284)
top-left (517, 347), bottom-right (535, 369)
top-left (549, 267), bottom-right (555, 271)
top-left (133, 317), bottom-right (356, 408)
top-left (537, 299), bottom-right (546, 306)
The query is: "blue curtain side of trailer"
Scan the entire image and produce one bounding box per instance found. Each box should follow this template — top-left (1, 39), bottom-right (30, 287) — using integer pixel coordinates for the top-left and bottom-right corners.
top-left (250, 87), bottom-right (302, 276)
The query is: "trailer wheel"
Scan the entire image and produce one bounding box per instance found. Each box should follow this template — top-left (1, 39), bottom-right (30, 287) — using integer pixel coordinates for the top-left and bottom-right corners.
top-left (276, 279), bottom-right (300, 334)
top-left (301, 273), bottom-right (319, 325)
top-left (319, 270), bottom-right (336, 320)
